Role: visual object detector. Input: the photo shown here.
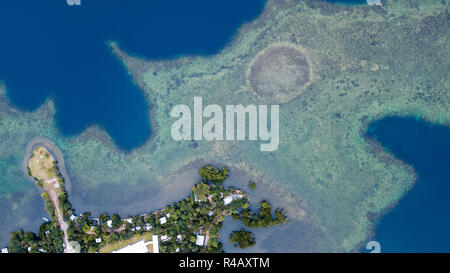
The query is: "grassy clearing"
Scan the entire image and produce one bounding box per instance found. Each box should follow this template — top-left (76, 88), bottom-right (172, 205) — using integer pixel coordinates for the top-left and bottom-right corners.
top-left (28, 147), bottom-right (57, 181)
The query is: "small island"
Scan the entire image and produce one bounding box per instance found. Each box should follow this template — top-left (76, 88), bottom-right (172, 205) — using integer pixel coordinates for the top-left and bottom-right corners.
top-left (7, 146), bottom-right (287, 253)
top-left (230, 229), bottom-right (256, 249)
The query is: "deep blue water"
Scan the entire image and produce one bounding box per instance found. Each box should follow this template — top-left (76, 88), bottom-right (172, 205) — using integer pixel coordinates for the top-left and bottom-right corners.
top-left (0, 0), bottom-right (265, 150)
top-left (368, 117), bottom-right (450, 252)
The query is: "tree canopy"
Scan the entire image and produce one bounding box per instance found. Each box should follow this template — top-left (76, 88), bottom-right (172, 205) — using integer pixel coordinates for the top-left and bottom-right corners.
top-left (192, 181), bottom-right (211, 201)
top-left (229, 228), bottom-right (255, 249)
top-left (199, 165), bottom-right (229, 184)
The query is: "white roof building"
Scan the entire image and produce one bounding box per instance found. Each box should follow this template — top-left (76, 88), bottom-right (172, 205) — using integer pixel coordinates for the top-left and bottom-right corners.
top-left (223, 196), bottom-right (233, 205)
top-left (112, 237), bottom-right (158, 254)
top-left (107, 220), bottom-right (113, 228)
top-left (196, 235), bottom-right (205, 246)
top-left (177, 234), bottom-right (182, 241)
top-left (95, 238), bottom-right (102, 244)
top-left (152, 235), bottom-right (159, 253)
top-left (208, 211), bottom-right (215, 217)
top-left (161, 235), bottom-right (169, 242)
top-left (159, 216), bottom-right (167, 225)
top-left (1, 248), bottom-right (8, 253)
top-left (136, 226), bottom-right (141, 231)
top-left (145, 224), bottom-right (152, 231)
top-left (125, 218), bottom-right (133, 224)
top-left (69, 215), bottom-right (77, 221)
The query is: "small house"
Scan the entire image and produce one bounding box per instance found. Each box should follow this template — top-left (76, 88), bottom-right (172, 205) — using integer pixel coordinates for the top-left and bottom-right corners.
top-left (161, 235), bottom-right (169, 242)
top-left (223, 196), bottom-right (233, 205)
top-left (196, 235), bottom-right (205, 246)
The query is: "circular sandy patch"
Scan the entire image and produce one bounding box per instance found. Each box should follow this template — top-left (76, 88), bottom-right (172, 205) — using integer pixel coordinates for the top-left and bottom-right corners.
top-left (248, 43), bottom-right (312, 103)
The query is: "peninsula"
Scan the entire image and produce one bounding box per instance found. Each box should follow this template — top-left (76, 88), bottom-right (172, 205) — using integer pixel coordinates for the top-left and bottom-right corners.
top-left (7, 147), bottom-right (287, 253)
top-left (26, 147), bottom-right (75, 253)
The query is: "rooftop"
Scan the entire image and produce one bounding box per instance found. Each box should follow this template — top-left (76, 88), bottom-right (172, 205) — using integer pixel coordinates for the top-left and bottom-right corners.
top-left (196, 235), bottom-right (205, 246)
top-left (113, 240), bottom-right (150, 253)
top-left (161, 235), bottom-right (169, 242)
top-left (223, 196), bottom-right (233, 205)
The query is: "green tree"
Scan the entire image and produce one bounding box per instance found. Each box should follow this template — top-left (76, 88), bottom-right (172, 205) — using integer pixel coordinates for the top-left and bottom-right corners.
top-left (229, 229), bottom-right (255, 249)
top-left (199, 165), bottom-right (229, 184)
top-left (111, 213), bottom-right (122, 229)
top-left (192, 182), bottom-right (211, 201)
top-left (99, 213), bottom-right (109, 223)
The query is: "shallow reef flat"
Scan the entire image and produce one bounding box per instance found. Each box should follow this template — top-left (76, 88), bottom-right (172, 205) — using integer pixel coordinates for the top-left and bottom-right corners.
top-left (0, 0), bottom-right (448, 251)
